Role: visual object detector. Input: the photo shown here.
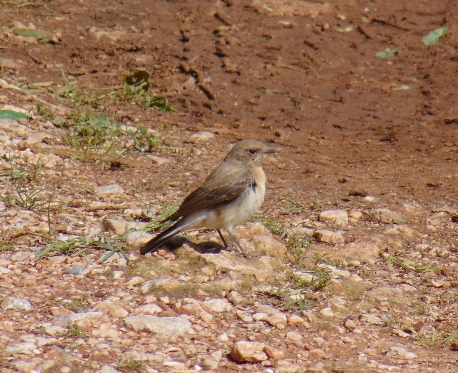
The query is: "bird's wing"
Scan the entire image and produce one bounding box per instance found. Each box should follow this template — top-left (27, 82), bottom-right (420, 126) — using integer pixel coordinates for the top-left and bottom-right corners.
top-left (165, 165), bottom-right (254, 221)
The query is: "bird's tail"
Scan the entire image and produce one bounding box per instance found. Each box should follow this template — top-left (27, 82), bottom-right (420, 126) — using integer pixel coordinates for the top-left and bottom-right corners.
top-left (140, 220), bottom-right (184, 255)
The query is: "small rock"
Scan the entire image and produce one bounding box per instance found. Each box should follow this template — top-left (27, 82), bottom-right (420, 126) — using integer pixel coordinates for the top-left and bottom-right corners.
top-left (230, 341), bottom-right (267, 363)
top-left (134, 303), bottom-right (162, 315)
top-left (54, 312), bottom-right (106, 328)
top-left (227, 290), bottom-right (246, 305)
top-left (313, 229), bottom-right (345, 244)
top-left (360, 313), bottom-right (384, 325)
top-left (275, 360), bottom-right (301, 373)
top-left (319, 210), bottom-right (348, 227)
top-left (366, 208), bottom-right (405, 224)
top-left (252, 235), bottom-right (287, 258)
top-left (202, 350), bottom-right (222, 369)
top-left (202, 298), bottom-right (233, 313)
top-left (94, 301), bottom-right (128, 318)
top-left (319, 307), bottom-right (334, 318)
top-left (288, 226), bottom-right (314, 237)
top-left (344, 318), bottom-right (357, 331)
top-left (102, 218), bottom-right (129, 235)
top-left (5, 342), bottom-right (36, 355)
top-left (191, 131), bottom-right (215, 141)
top-left (65, 266), bottom-right (86, 275)
top-left (288, 314), bottom-right (305, 324)
top-left (147, 155), bottom-right (170, 165)
top-left (98, 365), bottom-right (121, 373)
top-left (0, 266), bottom-right (11, 274)
top-left (126, 276), bottom-right (145, 286)
top-left (124, 315), bottom-right (191, 336)
top-left (126, 231), bottom-right (154, 250)
top-left (256, 305), bottom-right (287, 328)
top-left (1, 296), bottom-right (32, 310)
top-left (263, 345), bottom-right (284, 359)
top-left (95, 183), bottom-right (125, 196)
top-left (430, 279), bottom-right (450, 288)
top-left (308, 348), bottom-right (327, 359)
top-left (387, 346), bottom-right (417, 359)
top-left (286, 331), bottom-right (303, 343)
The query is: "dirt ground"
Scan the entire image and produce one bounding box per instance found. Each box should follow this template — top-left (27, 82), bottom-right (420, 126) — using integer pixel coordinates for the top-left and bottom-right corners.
top-left (1, 0), bottom-right (458, 372)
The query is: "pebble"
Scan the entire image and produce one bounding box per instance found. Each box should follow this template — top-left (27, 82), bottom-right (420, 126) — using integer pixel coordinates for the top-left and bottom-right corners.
top-left (252, 235), bottom-right (287, 258)
top-left (366, 208), bottom-right (405, 224)
top-left (125, 231), bottom-right (154, 249)
top-left (94, 301), bottom-right (129, 318)
top-left (288, 226), bottom-right (315, 237)
top-left (313, 229), bottom-right (345, 244)
top-left (255, 305), bottom-right (287, 328)
top-left (344, 319), bottom-right (357, 331)
top-left (134, 303), bottom-right (162, 315)
top-left (5, 342), bottom-right (37, 355)
top-left (95, 183), bottom-right (125, 196)
top-left (1, 296), bottom-right (32, 310)
top-left (191, 131), bottom-right (215, 141)
top-left (230, 340), bottom-right (267, 363)
top-left (124, 315), bottom-right (192, 336)
top-left (65, 266), bottom-right (86, 275)
top-left (319, 210), bottom-right (348, 227)
top-left (102, 218), bottom-right (129, 235)
top-left (387, 346), bottom-right (417, 359)
top-left (54, 312), bottom-right (106, 328)
top-left (202, 298), bottom-right (233, 313)
top-left (98, 365), bottom-right (121, 373)
top-left (319, 307), bottom-right (334, 318)
top-left (360, 313), bottom-right (384, 325)
top-left (147, 154), bottom-right (170, 165)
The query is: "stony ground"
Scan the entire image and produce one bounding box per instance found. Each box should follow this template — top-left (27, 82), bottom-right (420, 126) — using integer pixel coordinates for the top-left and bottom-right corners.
top-left (1, 0), bottom-right (458, 372)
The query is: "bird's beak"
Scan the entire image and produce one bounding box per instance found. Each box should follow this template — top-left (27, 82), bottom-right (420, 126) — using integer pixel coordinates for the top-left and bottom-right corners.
top-left (266, 147), bottom-right (276, 154)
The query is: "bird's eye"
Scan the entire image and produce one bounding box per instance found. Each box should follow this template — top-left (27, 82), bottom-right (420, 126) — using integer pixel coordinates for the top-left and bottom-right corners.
top-left (249, 149), bottom-right (257, 154)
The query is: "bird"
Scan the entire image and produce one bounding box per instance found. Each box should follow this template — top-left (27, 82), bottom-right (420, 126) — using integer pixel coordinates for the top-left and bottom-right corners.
top-left (140, 139), bottom-right (275, 256)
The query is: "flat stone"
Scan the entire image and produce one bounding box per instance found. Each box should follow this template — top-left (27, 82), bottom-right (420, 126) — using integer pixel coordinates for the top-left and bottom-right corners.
top-left (53, 312), bottom-right (106, 328)
top-left (126, 231), bottom-right (154, 250)
top-left (94, 301), bottom-right (128, 318)
top-left (366, 208), bottom-right (405, 224)
top-left (102, 218), bottom-right (129, 235)
top-left (95, 183), bottom-right (125, 196)
top-left (202, 298), bottom-right (233, 313)
top-left (230, 341), bottom-right (267, 363)
top-left (319, 210), bottom-right (349, 227)
top-left (360, 313), bottom-right (384, 325)
top-left (134, 303), bottom-right (162, 315)
top-left (5, 342), bottom-right (37, 355)
top-left (252, 235), bottom-right (287, 258)
top-left (1, 296), bottom-right (32, 310)
top-left (124, 315), bottom-right (191, 336)
top-left (387, 346), bottom-right (417, 359)
top-left (313, 229), bottom-right (345, 244)
top-left (191, 131), bottom-right (215, 141)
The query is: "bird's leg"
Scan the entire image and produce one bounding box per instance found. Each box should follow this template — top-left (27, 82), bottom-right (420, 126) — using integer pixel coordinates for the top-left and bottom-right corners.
top-left (225, 229), bottom-right (246, 257)
top-left (216, 229), bottom-right (229, 248)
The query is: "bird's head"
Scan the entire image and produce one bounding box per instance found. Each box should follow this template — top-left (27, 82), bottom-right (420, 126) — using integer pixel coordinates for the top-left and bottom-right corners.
top-left (225, 139), bottom-right (275, 167)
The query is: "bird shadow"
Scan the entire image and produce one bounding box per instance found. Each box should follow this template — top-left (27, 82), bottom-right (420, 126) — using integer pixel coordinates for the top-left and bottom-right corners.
top-left (157, 235), bottom-right (226, 254)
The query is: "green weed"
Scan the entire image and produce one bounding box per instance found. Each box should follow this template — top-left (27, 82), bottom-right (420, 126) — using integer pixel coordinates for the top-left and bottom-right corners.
top-left (62, 298), bottom-right (89, 313)
top-left (64, 324), bottom-right (88, 340)
top-left (117, 358), bottom-right (147, 372)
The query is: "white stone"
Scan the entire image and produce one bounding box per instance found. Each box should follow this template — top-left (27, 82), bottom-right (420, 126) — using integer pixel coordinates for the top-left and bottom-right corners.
top-left (1, 296), bottom-right (32, 310)
top-left (202, 298), bottom-right (233, 313)
top-left (319, 210), bottom-right (348, 227)
top-left (313, 229), bottom-right (345, 244)
top-left (124, 315), bottom-right (191, 336)
top-left (230, 341), bottom-right (267, 363)
top-left (95, 184), bottom-right (125, 196)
